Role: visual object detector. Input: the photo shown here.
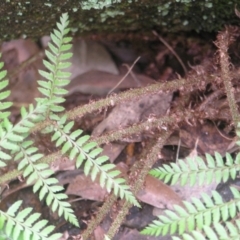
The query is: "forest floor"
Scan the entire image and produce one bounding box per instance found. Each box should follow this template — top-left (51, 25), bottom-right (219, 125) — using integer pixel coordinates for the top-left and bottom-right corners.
top-left (0, 29), bottom-right (239, 239)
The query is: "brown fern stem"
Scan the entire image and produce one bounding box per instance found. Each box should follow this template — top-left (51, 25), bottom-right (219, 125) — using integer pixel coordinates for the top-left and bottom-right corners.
top-left (215, 27), bottom-right (240, 128)
top-left (32, 73), bottom-right (211, 133)
top-left (1, 108), bottom-right (191, 186)
top-left (92, 110), bottom-right (193, 145)
top-left (106, 130), bottom-right (172, 239)
top-left (81, 193), bottom-right (117, 240)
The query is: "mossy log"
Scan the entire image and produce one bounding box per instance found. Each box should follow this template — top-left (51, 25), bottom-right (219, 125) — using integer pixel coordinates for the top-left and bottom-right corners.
top-left (0, 0), bottom-right (239, 41)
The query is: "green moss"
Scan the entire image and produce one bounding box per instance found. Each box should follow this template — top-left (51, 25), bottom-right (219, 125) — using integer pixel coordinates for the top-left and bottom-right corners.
top-left (0, 0), bottom-right (239, 41)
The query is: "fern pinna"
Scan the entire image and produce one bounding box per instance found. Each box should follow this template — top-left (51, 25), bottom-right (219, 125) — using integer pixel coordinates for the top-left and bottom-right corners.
top-left (0, 12), bottom-right (138, 239)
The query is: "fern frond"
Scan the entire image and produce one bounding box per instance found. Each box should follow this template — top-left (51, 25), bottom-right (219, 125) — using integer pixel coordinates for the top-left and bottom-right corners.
top-left (15, 141), bottom-right (79, 227)
top-left (0, 55), bottom-right (12, 120)
top-left (172, 219), bottom-right (240, 240)
top-left (150, 152), bottom-right (240, 186)
top-left (37, 12), bottom-right (72, 119)
top-left (0, 200), bottom-right (62, 240)
top-left (141, 187), bottom-right (240, 237)
top-left (49, 116), bottom-right (140, 207)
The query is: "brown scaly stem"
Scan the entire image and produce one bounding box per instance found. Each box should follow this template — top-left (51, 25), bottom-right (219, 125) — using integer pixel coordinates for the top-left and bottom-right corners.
top-left (1, 108), bottom-right (191, 187)
top-left (81, 135), bottom-right (165, 240)
top-left (81, 193), bottom-right (117, 239)
top-left (106, 130), bottom-right (172, 239)
top-left (32, 73), bottom-right (211, 133)
top-left (0, 152), bottom-right (59, 185)
top-left (92, 110), bottom-right (193, 145)
top-left (215, 27), bottom-right (240, 128)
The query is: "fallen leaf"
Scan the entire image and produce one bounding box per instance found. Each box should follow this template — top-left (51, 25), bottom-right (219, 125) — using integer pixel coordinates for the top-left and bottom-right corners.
top-left (65, 164), bottom-right (184, 211)
top-left (94, 226), bottom-right (106, 240)
top-left (92, 91), bottom-right (172, 141)
top-left (137, 175), bottom-right (184, 210)
top-left (180, 121), bottom-right (231, 155)
top-left (65, 68), bottom-right (156, 96)
top-left (101, 143), bottom-right (126, 163)
top-left (66, 173), bottom-right (107, 201)
top-left (41, 37), bottom-right (119, 78)
top-left (1, 39), bottom-right (44, 103)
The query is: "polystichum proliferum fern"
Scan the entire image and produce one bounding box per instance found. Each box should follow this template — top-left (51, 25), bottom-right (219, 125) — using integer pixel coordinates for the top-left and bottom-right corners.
top-left (0, 12), bottom-right (138, 239)
top-left (141, 150), bottom-right (240, 240)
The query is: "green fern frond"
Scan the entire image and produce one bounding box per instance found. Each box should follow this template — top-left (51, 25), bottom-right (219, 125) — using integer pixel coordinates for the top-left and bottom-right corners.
top-left (0, 12), bottom-right (78, 229)
top-left (0, 56), bottom-right (12, 120)
top-left (141, 187), bottom-right (240, 237)
top-left (0, 200), bottom-right (62, 240)
top-left (48, 116), bottom-right (140, 207)
top-left (15, 141), bottom-right (79, 227)
top-left (150, 152), bottom-right (240, 186)
top-left (172, 219), bottom-right (240, 240)
top-left (37, 12), bottom-right (72, 119)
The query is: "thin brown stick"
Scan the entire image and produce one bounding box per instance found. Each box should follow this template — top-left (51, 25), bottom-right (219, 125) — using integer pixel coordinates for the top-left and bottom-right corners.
top-left (107, 56), bottom-right (141, 95)
top-left (152, 30), bottom-right (188, 75)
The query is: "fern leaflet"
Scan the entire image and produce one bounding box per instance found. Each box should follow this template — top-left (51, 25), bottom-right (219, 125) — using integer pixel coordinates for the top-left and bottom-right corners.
top-left (0, 55), bottom-right (12, 120)
top-left (0, 200), bottom-right (62, 240)
top-left (172, 219), bottom-right (240, 240)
